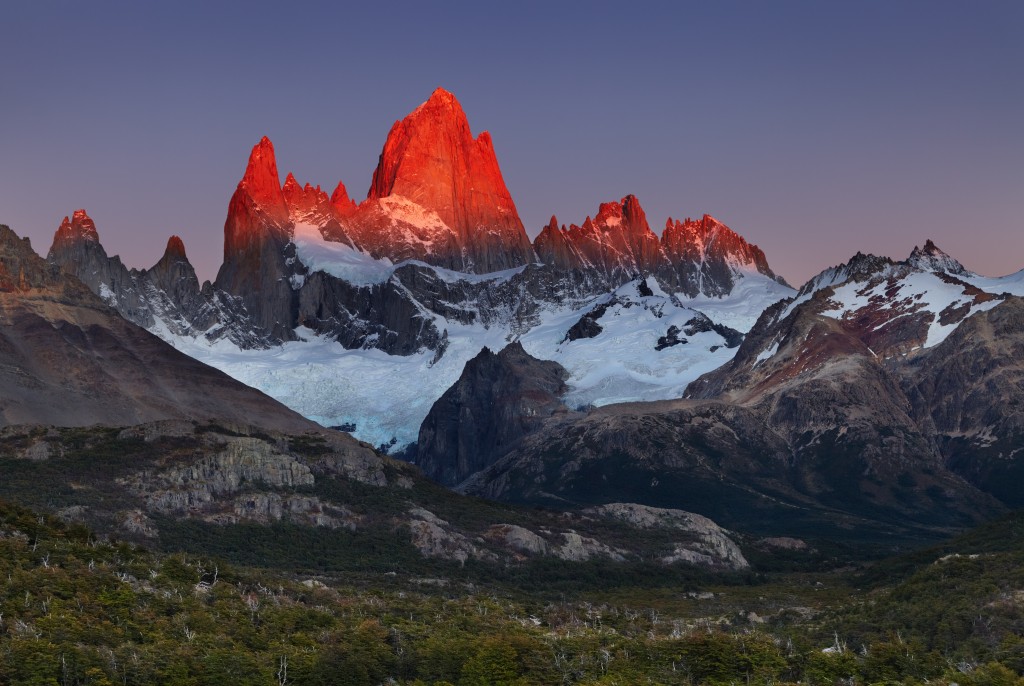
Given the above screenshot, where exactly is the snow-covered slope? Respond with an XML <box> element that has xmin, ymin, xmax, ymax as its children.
<box><xmin>291</xmin><ymin>222</ymin><xmax>394</xmax><ymax>286</ymax></box>
<box><xmin>966</xmin><ymin>268</ymin><xmax>1024</xmax><ymax>298</ymax></box>
<box><xmin>160</xmin><ymin>258</ymin><xmax>791</xmax><ymax>449</ymax></box>
<box><xmin>752</xmin><ymin>246</ymin><xmax>1024</xmax><ymax>374</ymax></box>
<box><xmin>821</xmin><ymin>270</ymin><xmax>1005</xmax><ymax>350</ymax></box>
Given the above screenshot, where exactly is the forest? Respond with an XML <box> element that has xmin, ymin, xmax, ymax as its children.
<box><xmin>2</xmin><ymin>501</ymin><xmax>1023</xmax><ymax>685</ymax></box>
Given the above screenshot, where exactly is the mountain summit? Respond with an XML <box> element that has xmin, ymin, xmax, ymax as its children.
<box><xmin>907</xmin><ymin>239</ymin><xmax>970</xmax><ymax>276</ymax></box>
<box><xmin>357</xmin><ymin>87</ymin><xmax>535</xmax><ymax>271</ymax></box>
<box><xmin>223</xmin><ymin>136</ymin><xmax>290</xmax><ymax>261</ymax></box>
<box><xmin>534</xmin><ymin>195</ymin><xmax>784</xmax><ymax>297</ymax></box>
<box><xmin>50</xmin><ymin>209</ymin><xmax>99</xmax><ymax>251</ymax></box>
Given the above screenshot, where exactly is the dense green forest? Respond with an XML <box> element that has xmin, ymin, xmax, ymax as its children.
<box><xmin>1</xmin><ymin>501</ymin><xmax>1023</xmax><ymax>685</ymax></box>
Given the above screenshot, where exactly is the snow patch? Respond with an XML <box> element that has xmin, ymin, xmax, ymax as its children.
<box><xmin>291</xmin><ymin>222</ymin><xmax>394</xmax><ymax>285</ymax></box>
<box><xmin>378</xmin><ymin>195</ymin><xmax>451</xmax><ymax>237</ymax></box>
<box><xmin>97</xmin><ymin>283</ymin><xmax>115</xmax><ymax>303</ymax></box>
<box><xmin>754</xmin><ymin>340</ymin><xmax>780</xmax><ymax>366</ymax></box>
<box><xmin>821</xmin><ymin>270</ymin><xmax>1004</xmax><ymax>349</ymax></box>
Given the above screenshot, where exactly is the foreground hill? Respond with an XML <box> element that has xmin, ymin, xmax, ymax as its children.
<box><xmin>0</xmin><ymin>224</ymin><xmax>313</xmax><ymax>433</ymax></box>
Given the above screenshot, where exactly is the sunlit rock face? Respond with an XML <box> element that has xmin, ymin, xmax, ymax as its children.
<box><xmin>360</xmin><ymin>87</ymin><xmax>535</xmax><ymax>272</ymax></box>
<box><xmin>658</xmin><ymin>214</ymin><xmax>782</xmax><ymax>297</ymax></box>
<box><xmin>534</xmin><ymin>196</ymin><xmax>785</xmax><ymax>297</ymax></box>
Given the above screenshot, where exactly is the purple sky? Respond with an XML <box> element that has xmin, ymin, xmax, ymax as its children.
<box><xmin>1</xmin><ymin>1</ymin><xmax>1021</xmax><ymax>286</ymax></box>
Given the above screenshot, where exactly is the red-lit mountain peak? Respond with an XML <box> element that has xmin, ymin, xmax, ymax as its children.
<box><xmin>282</xmin><ymin>171</ymin><xmax>301</xmax><ymax>195</ymax></box>
<box><xmin>557</xmin><ymin>195</ymin><xmax>665</xmax><ymax>276</ymax></box>
<box><xmin>223</xmin><ymin>136</ymin><xmax>291</xmax><ymax>262</ymax></box>
<box><xmin>51</xmin><ymin>209</ymin><xmax>100</xmax><ymax>250</ymax></box>
<box><xmin>330</xmin><ymin>181</ymin><xmax>356</xmax><ymax>215</ymax></box>
<box><xmin>163</xmin><ymin>235</ymin><xmax>187</xmax><ymax>260</ymax></box>
<box><xmin>369</xmin><ymin>87</ymin><xmax>478</xmax><ymax>205</ymax></box>
<box><xmin>660</xmin><ymin>213</ymin><xmax>779</xmax><ymax>289</ymax></box>
<box><xmin>534</xmin><ymin>215</ymin><xmax>587</xmax><ymax>271</ymax></box>
<box><xmin>594</xmin><ymin>195</ymin><xmax>654</xmax><ymax>236</ymax></box>
<box><xmin>282</xmin><ymin>172</ymin><xmax>327</xmax><ymax>215</ymax></box>
<box><xmin>281</xmin><ymin>171</ymin><xmax>351</xmax><ymax>243</ymax></box>
<box><xmin>239</xmin><ymin>136</ymin><xmax>287</xmax><ymax>218</ymax></box>
<box><xmin>361</xmin><ymin>88</ymin><xmax>534</xmax><ymax>272</ymax></box>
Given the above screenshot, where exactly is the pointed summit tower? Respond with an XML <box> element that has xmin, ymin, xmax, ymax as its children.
<box><xmin>223</xmin><ymin>136</ymin><xmax>290</xmax><ymax>263</ymax></box>
<box><xmin>147</xmin><ymin>235</ymin><xmax>201</xmax><ymax>307</ymax></box>
<box><xmin>215</xmin><ymin>136</ymin><xmax>299</xmax><ymax>343</ymax></box>
<box><xmin>907</xmin><ymin>239</ymin><xmax>971</xmax><ymax>276</ymax></box>
<box><xmin>49</xmin><ymin>209</ymin><xmax>100</xmax><ymax>253</ymax></box>
<box><xmin>47</xmin><ymin>209</ymin><xmax>122</xmax><ymax>299</ymax></box>
<box><xmin>363</xmin><ymin>88</ymin><xmax>535</xmax><ymax>272</ymax></box>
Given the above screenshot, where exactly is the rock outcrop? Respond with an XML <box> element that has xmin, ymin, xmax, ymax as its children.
<box><xmin>585</xmin><ymin>503</ymin><xmax>749</xmax><ymax>570</ymax></box>
<box><xmin>406</xmin><ymin>508</ymin><xmax>488</xmax><ymax>564</ymax></box>
<box><xmin>122</xmin><ymin>436</ymin><xmax>359</xmax><ymax>527</ymax></box>
<box><xmin>416</xmin><ymin>342</ymin><xmax>571</xmax><ymax>485</ymax></box>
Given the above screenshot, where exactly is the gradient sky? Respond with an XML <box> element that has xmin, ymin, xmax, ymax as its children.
<box><xmin>1</xmin><ymin>1</ymin><xmax>1021</xmax><ymax>286</ymax></box>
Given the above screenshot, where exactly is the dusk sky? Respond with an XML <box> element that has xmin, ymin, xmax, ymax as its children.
<box><xmin>2</xmin><ymin>1</ymin><xmax>1021</xmax><ymax>286</ymax></box>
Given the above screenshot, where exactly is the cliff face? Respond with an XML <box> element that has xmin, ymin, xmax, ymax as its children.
<box><xmin>214</xmin><ymin>136</ymin><xmax>301</xmax><ymax>342</ymax></box>
<box><xmin>899</xmin><ymin>296</ymin><xmax>1024</xmax><ymax>507</ymax></box>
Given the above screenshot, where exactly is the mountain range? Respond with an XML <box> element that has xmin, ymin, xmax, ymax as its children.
<box><xmin>47</xmin><ymin>88</ymin><xmax>791</xmax><ymax>448</ymax></box>
<box><xmin>31</xmin><ymin>87</ymin><xmax>1024</xmax><ymax>540</ymax></box>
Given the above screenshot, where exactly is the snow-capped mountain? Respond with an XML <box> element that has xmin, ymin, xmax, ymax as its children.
<box><xmin>38</xmin><ymin>87</ymin><xmax>1024</xmax><ymax>538</ymax></box>
<box><xmin>47</xmin><ymin>89</ymin><xmax>794</xmax><ymax>451</ymax></box>
<box><xmin>438</xmin><ymin>245</ymin><xmax>1024</xmax><ymax>535</ymax></box>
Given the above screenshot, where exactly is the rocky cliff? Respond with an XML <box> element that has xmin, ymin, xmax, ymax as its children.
<box><xmin>659</xmin><ymin>214</ymin><xmax>783</xmax><ymax>296</ymax></box>
<box><xmin>214</xmin><ymin>136</ymin><xmax>303</xmax><ymax>342</ymax></box>
<box><xmin>0</xmin><ymin>420</ymin><xmax>752</xmax><ymax>572</ymax></box>
<box><xmin>416</xmin><ymin>342</ymin><xmax>571</xmax><ymax>485</ymax></box>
